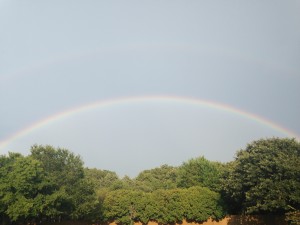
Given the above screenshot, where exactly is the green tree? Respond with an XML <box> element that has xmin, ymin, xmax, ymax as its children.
<box><xmin>30</xmin><ymin>145</ymin><xmax>84</xmax><ymax>188</ymax></box>
<box><xmin>150</xmin><ymin>189</ymin><xmax>185</xmax><ymax>224</ymax></box>
<box><xmin>134</xmin><ymin>192</ymin><xmax>154</xmax><ymax>224</ymax></box>
<box><xmin>84</xmin><ymin>168</ymin><xmax>120</xmax><ymax>189</ymax></box>
<box><xmin>222</xmin><ymin>137</ymin><xmax>300</xmax><ymax>214</ymax></box>
<box><xmin>177</xmin><ymin>156</ymin><xmax>224</xmax><ymax>192</ymax></box>
<box><xmin>0</xmin><ymin>154</ymin><xmax>69</xmax><ymax>224</ymax></box>
<box><xmin>30</xmin><ymin>145</ymin><xmax>100</xmax><ymax>221</ymax></box>
<box><xmin>103</xmin><ymin>189</ymin><xmax>145</xmax><ymax>225</ymax></box>
<box><xmin>135</xmin><ymin>165</ymin><xmax>178</xmax><ymax>192</ymax></box>
<box><xmin>182</xmin><ymin>186</ymin><xmax>225</xmax><ymax>222</ymax></box>
<box><xmin>69</xmin><ymin>178</ymin><xmax>101</xmax><ymax>221</ymax></box>
<box><xmin>0</xmin><ymin>153</ymin><xmax>23</xmax><ymax>224</ymax></box>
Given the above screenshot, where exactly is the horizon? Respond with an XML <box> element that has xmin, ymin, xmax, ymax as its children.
<box><xmin>1</xmin><ymin>1</ymin><xmax>299</xmax><ymax>177</ymax></box>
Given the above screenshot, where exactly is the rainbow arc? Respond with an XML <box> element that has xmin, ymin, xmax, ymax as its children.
<box><xmin>0</xmin><ymin>95</ymin><xmax>298</xmax><ymax>151</ymax></box>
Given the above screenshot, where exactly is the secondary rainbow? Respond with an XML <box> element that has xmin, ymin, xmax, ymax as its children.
<box><xmin>0</xmin><ymin>95</ymin><xmax>299</xmax><ymax>151</ymax></box>
<box><xmin>2</xmin><ymin>43</ymin><xmax>297</xmax><ymax>85</ymax></box>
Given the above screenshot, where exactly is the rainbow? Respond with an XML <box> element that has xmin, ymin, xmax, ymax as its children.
<box><xmin>0</xmin><ymin>95</ymin><xmax>299</xmax><ymax>151</ymax></box>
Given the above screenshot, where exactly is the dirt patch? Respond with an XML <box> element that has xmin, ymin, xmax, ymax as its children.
<box><xmin>137</xmin><ymin>216</ymin><xmax>287</xmax><ymax>225</ymax></box>
<box><xmin>41</xmin><ymin>215</ymin><xmax>287</xmax><ymax>225</ymax></box>
<box><xmin>177</xmin><ymin>218</ymin><xmax>230</xmax><ymax>225</ymax></box>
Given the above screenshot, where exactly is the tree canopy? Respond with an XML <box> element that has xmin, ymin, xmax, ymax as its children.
<box><xmin>0</xmin><ymin>137</ymin><xmax>299</xmax><ymax>224</ymax></box>
<box><xmin>177</xmin><ymin>156</ymin><xmax>224</xmax><ymax>192</ymax></box>
<box><xmin>0</xmin><ymin>146</ymin><xmax>101</xmax><ymax>225</ymax></box>
<box><xmin>103</xmin><ymin>187</ymin><xmax>225</xmax><ymax>225</ymax></box>
<box><xmin>221</xmin><ymin>138</ymin><xmax>300</xmax><ymax>214</ymax></box>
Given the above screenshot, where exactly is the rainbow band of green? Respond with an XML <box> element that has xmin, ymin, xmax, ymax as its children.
<box><xmin>0</xmin><ymin>95</ymin><xmax>298</xmax><ymax>151</ymax></box>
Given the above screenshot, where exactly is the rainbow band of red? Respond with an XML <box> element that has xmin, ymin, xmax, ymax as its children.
<box><xmin>0</xmin><ymin>95</ymin><xmax>299</xmax><ymax>151</ymax></box>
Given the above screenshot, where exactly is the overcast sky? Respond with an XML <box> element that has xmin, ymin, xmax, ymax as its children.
<box><xmin>1</xmin><ymin>1</ymin><xmax>299</xmax><ymax>177</ymax></box>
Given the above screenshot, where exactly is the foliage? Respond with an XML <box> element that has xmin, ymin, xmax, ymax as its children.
<box><xmin>182</xmin><ymin>186</ymin><xmax>226</xmax><ymax>222</ymax></box>
<box><xmin>286</xmin><ymin>209</ymin><xmax>300</xmax><ymax>225</ymax></box>
<box><xmin>150</xmin><ymin>189</ymin><xmax>185</xmax><ymax>224</ymax></box>
<box><xmin>2</xmin><ymin>137</ymin><xmax>298</xmax><ymax>224</ymax></box>
<box><xmin>0</xmin><ymin>154</ymin><xmax>69</xmax><ymax>224</ymax></box>
<box><xmin>222</xmin><ymin>138</ymin><xmax>300</xmax><ymax>214</ymax></box>
<box><xmin>0</xmin><ymin>145</ymin><xmax>101</xmax><ymax>224</ymax></box>
<box><xmin>103</xmin><ymin>189</ymin><xmax>145</xmax><ymax>225</ymax></box>
<box><xmin>134</xmin><ymin>164</ymin><xmax>178</xmax><ymax>192</ymax></box>
<box><xmin>103</xmin><ymin>187</ymin><xmax>226</xmax><ymax>225</ymax></box>
<box><xmin>84</xmin><ymin>168</ymin><xmax>120</xmax><ymax>189</ymax></box>
<box><xmin>31</xmin><ymin>145</ymin><xmax>102</xmax><ymax>221</ymax></box>
<box><xmin>177</xmin><ymin>156</ymin><xmax>224</xmax><ymax>192</ymax></box>
<box><xmin>30</xmin><ymin>145</ymin><xmax>85</xmax><ymax>188</ymax></box>
<box><xmin>68</xmin><ymin>178</ymin><xmax>101</xmax><ymax>221</ymax></box>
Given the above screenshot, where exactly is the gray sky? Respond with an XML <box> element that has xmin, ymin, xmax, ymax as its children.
<box><xmin>1</xmin><ymin>1</ymin><xmax>300</xmax><ymax>177</ymax></box>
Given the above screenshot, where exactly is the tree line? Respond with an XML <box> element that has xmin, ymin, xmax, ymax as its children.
<box><xmin>0</xmin><ymin>137</ymin><xmax>299</xmax><ymax>225</ymax></box>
